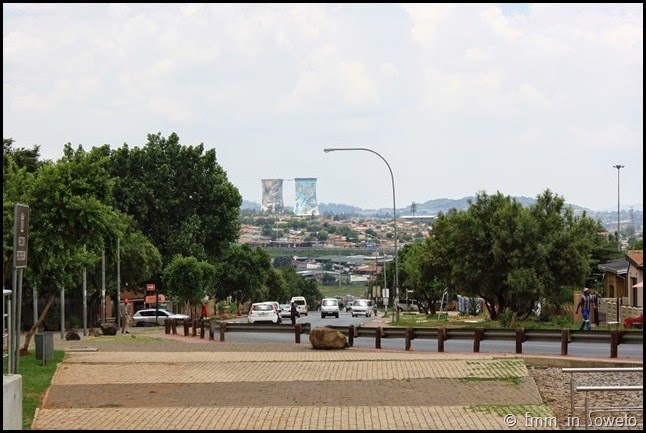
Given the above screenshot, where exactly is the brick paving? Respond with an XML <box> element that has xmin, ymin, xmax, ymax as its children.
<box><xmin>30</xmin><ymin>329</ymin><xmax>560</xmax><ymax>430</ymax></box>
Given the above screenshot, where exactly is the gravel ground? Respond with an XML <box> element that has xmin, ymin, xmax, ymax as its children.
<box><xmin>528</xmin><ymin>365</ymin><xmax>643</xmax><ymax>429</ymax></box>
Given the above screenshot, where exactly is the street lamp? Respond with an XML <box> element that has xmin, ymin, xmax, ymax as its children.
<box><xmin>613</xmin><ymin>164</ymin><xmax>624</xmax><ymax>252</ymax></box>
<box><xmin>362</xmin><ymin>232</ymin><xmax>388</xmax><ymax>316</ymax></box>
<box><xmin>323</xmin><ymin>147</ymin><xmax>400</xmax><ymax>321</ymax></box>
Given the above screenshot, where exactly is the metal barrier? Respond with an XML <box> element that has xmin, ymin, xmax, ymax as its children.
<box><xmin>563</xmin><ymin>367</ymin><xmax>643</xmax><ymax>430</ymax></box>
<box><xmin>205</xmin><ymin>321</ymin><xmax>312</xmax><ymax>344</ymax></box>
<box><xmin>173</xmin><ymin>321</ymin><xmax>643</xmax><ymax>357</ymax></box>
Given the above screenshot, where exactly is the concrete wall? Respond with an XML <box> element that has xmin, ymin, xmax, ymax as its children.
<box><xmin>3</xmin><ymin>374</ymin><xmax>23</xmax><ymax>430</ymax></box>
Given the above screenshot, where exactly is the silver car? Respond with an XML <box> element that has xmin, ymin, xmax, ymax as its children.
<box><xmin>351</xmin><ymin>299</ymin><xmax>373</xmax><ymax>317</ymax></box>
<box><xmin>131</xmin><ymin>308</ymin><xmax>190</xmax><ymax>327</ymax></box>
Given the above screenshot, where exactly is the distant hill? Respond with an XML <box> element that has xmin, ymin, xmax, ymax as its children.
<box><xmin>244</xmin><ymin>196</ymin><xmax>552</xmax><ymax>215</ymax></box>
<box><xmin>242</xmin><ymin>196</ymin><xmax>624</xmax><ymax>216</ymax></box>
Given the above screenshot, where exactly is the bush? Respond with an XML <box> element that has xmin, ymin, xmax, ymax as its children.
<box><xmin>499</xmin><ymin>308</ymin><xmax>517</xmax><ymax>328</ymax></box>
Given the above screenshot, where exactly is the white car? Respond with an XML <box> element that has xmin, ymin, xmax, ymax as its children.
<box><xmin>320</xmin><ymin>298</ymin><xmax>340</xmax><ymax>319</ymax></box>
<box><xmin>131</xmin><ymin>308</ymin><xmax>190</xmax><ymax>327</ymax></box>
<box><xmin>248</xmin><ymin>302</ymin><xmax>280</xmax><ymax>324</ymax></box>
<box><xmin>279</xmin><ymin>303</ymin><xmax>292</xmax><ymax>319</ymax></box>
<box><xmin>351</xmin><ymin>299</ymin><xmax>373</xmax><ymax>317</ymax></box>
<box><xmin>261</xmin><ymin>301</ymin><xmax>282</xmax><ymax>323</ymax></box>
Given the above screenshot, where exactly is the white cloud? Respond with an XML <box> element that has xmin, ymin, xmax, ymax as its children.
<box><xmin>3</xmin><ymin>3</ymin><xmax>642</xmax><ymax>211</ymax></box>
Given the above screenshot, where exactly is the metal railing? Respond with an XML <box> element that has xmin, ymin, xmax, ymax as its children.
<box><xmin>563</xmin><ymin>367</ymin><xmax>643</xmax><ymax>430</ymax></box>
<box><xmin>3</xmin><ymin>289</ymin><xmax>12</xmax><ymax>374</ymax></box>
<box><xmin>166</xmin><ymin>321</ymin><xmax>645</xmax><ymax>358</ymax></box>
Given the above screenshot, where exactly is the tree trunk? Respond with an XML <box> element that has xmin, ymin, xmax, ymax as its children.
<box><xmin>20</xmin><ymin>291</ymin><xmax>57</xmax><ymax>356</ymax></box>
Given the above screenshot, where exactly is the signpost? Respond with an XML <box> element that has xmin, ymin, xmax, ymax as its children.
<box><xmin>12</xmin><ymin>203</ymin><xmax>29</xmax><ymax>374</ymax></box>
<box><xmin>13</xmin><ymin>204</ymin><xmax>29</xmax><ymax>269</ymax></box>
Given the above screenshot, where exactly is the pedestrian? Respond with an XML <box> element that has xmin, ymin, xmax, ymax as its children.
<box><xmin>200</xmin><ymin>303</ymin><xmax>208</xmax><ymax>320</ymax></box>
<box><xmin>575</xmin><ymin>288</ymin><xmax>596</xmax><ymax>331</ymax></box>
<box><xmin>120</xmin><ymin>298</ymin><xmax>131</xmax><ymax>334</ymax></box>
<box><xmin>290</xmin><ymin>301</ymin><xmax>299</xmax><ymax>325</ymax></box>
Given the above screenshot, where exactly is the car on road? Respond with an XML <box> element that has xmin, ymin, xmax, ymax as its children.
<box><xmin>248</xmin><ymin>302</ymin><xmax>280</xmax><ymax>324</ymax></box>
<box><xmin>261</xmin><ymin>301</ymin><xmax>282</xmax><ymax>323</ymax></box>
<box><xmin>279</xmin><ymin>303</ymin><xmax>292</xmax><ymax>319</ymax></box>
<box><xmin>351</xmin><ymin>299</ymin><xmax>373</xmax><ymax>317</ymax></box>
<box><xmin>131</xmin><ymin>308</ymin><xmax>190</xmax><ymax>327</ymax></box>
<box><xmin>290</xmin><ymin>296</ymin><xmax>308</xmax><ymax>316</ymax></box>
<box><xmin>320</xmin><ymin>298</ymin><xmax>340</xmax><ymax>319</ymax></box>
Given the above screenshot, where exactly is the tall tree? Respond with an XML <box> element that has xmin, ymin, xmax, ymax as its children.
<box><xmin>163</xmin><ymin>255</ymin><xmax>215</xmax><ymax>314</ymax></box>
<box><xmin>4</xmin><ymin>144</ymin><xmax>135</xmax><ymax>353</ymax></box>
<box><xmin>214</xmin><ymin>245</ymin><xmax>272</xmax><ymax>314</ymax></box>
<box><xmin>108</xmin><ymin>132</ymin><xmax>242</xmax><ymax>265</ymax></box>
<box><xmin>429</xmin><ymin>190</ymin><xmax>600</xmax><ymax>320</ymax></box>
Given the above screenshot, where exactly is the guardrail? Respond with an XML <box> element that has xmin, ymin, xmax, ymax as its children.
<box><xmin>167</xmin><ymin>319</ymin><xmax>643</xmax><ymax>358</ymax></box>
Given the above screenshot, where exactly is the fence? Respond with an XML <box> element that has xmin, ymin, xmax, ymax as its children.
<box><xmin>598</xmin><ymin>298</ymin><xmax>642</xmax><ymax>324</ymax></box>
<box><xmin>167</xmin><ymin>319</ymin><xmax>643</xmax><ymax>359</ymax></box>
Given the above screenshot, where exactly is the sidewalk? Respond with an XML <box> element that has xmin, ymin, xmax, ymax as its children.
<box><xmin>30</xmin><ymin>328</ymin><xmax>560</xmax><ymax>430</ymax></box>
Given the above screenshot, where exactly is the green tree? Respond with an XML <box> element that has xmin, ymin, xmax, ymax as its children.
<box><xmin>429</xmin><ymin>190</ymin><xmax>600</xmax><ymax>320</ymax></box>
<box><xmin>272</xmin><ymin>256</ymin><xmax>293</xmax><ymax>269</ymax></box>
<box><xmin>163</xmin><ymin>255</ymin><xmax>215</xmax><ymax>314</ymax></box>
<box><xmin>3</xmin><ymin>144</ymin><xmax>135</xmax><ymax>353</ymax></box>
<box><xmin>108</xmin><ymin>132</ymin><xmax>242</xmax><ymax>265</ymax></box>
<box><xmin>214</xmin><ymin>245</ymin><xmax>272</xmax><ymax>314</ymax></box>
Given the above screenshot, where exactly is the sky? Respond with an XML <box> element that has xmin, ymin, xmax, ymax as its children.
<box><xmin>3</xmin><ymin>3</ymin><xmax>643</xmax><ymax>212</ymax></box>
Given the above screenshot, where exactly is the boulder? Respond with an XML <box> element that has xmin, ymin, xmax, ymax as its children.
<box><xmin>100</xmin><ymin>323</ymin><xmax>118</xmax><ymax>336</ymax></box>
<box><xmin>309</xmin><ymin>326</ymin><xmax>348</xmax><ymax>350</ymax></box>
<box><xmin>88</xmin><ymin>327</ymin><xmax>102</xmax><ymax>337</ymax></box>
<box><xmin>65</xmin><ymin>329</ymin><xmax>81</xmax><ymax>341</ymax></box>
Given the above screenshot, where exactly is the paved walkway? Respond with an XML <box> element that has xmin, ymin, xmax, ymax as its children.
<box><xmin>31</xmin><ymin>329</ymin><xmax>561</xmax><ymax>430</ymax></box>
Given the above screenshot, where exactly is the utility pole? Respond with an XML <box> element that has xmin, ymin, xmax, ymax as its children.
<box><xmin>612</xmin><ymin>164</ymin><xmax>624</xmax><ymax>252</ymax></box>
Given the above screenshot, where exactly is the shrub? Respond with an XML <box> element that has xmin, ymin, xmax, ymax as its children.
<box><xmin>499</xmin><ymin>308</ymin><xmax>517</xmax><ymax>328</ymax></box>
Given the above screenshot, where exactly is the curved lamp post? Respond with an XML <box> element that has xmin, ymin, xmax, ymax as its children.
<box><xmin>323</xmin><ymin>147</ymin><xmax>400</xmax><ymax>321</ymax></box>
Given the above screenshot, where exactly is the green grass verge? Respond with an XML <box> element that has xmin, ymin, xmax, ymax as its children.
<box><xmin>4</xmin><ymin>350</ymin><xmax>65</xmax><ymax>430</ymax></box>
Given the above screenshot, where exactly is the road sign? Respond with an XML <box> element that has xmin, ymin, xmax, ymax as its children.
<box><xmin>146</xmin><ymin>283</ymin><xmax>156</xmax><ymax>292</ymax></box>
<box><xmin>13</xmin><ymin>203</ymin><xmax>29</xmax><ymax>269</ymax></box>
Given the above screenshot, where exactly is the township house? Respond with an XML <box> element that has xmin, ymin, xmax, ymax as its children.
<box><xmin>598</xmin><ymin>250</ymin><xmax>643</xmax><ymax>322</ymax></box>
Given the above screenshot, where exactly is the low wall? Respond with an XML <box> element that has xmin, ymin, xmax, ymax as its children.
<box><xmin>3</xmin><ymin>374</ymin><xmax>22</xmax><ymax>430</ymax></box>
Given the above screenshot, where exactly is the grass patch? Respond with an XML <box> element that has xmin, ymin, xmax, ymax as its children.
<box><xmin>6</xmin><ymin>350</ymin><xmax>66</xmax><ymax>430</ymax></box>
<box><xmin>319</xmin><ymin>285</ymin><xmax>369</xmax><ymax>299</ymax></box>
<box><xmin>389</xmin><ymin>311</ymin><xmax>580</xmax><ymax>330</ymax></box>
<box><xmin>459</xmin><ymin>375</ymin><xmax>523</xmax><ymax>386</ymax></box>
<box><xmin>468</xmin><ymin>404</ymin><xmax>554</xmax><ymax>417</ymax></box>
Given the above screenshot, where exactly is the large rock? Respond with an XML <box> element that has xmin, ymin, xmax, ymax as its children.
<box><xmin>88</xmin><ymin>327</ymin><xmax>102</xmax><ymax>337</ymax></box>
<box><xmin>100</xmin><ymin>323</ymin><xmax>118</xmax><ymax>336</ymax></box>
<box><xmin>309</xmin><ymin>326</ymin><xmax>348</xmax><ymax>350</ymax></box>
<box><xmin>65</xmin><ymin>329</ymin><xmax>81</xmax><ymax>340</ymax></box>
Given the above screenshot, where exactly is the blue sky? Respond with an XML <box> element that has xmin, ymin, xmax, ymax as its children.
<box><xmin>3</xmin><ymin>3</ymin><xmax>643</xmax><ymax>211</ymax></box>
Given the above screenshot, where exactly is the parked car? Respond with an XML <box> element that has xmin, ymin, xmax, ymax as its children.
<box><xmin>351</xmin><ymin>299</ymin><xmax>373</xmax><ymax>317</ymax></box>
<box><xmin>131</xmin><ymin>308</ymin><xmax>190</xmax><ymax>327</ymax></box>
<box><xmin>624</xmin><ymin>313</ymin><xmax>643</xmax><ymax>329</ymax></box>
<box><xmin>320</xmin><ymin>298</ymin><xmax>340</xmax><ymax>319</ymax></box>
<box><xmin>345</xmin><ymin>301</ymin><xmax>354</xmax><ymax>312</ymax></box>
<box><xmin>279</xmin><ymin>303</ymin><xmax>292</xmax><ymax>319</ymax></box>
<box><xmin>248</xmin><ymin>302</ymin><xmax>280</xmax><ymax>324</ymax></box>
<box><xmin>397</xmin><ymin>299</ymin><xmax>421</xmax><ymax>313</ymax></box>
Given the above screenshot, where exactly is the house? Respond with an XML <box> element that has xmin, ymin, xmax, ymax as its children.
<box><xmin>599</xmin><ymin>258</ymin><xmax>628</xmax><ymax>299</ymax></box>
<box><xmin>625</xmin><ymin>250</ymin><xmax>643</xmax><ymax>308</ymax></box>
